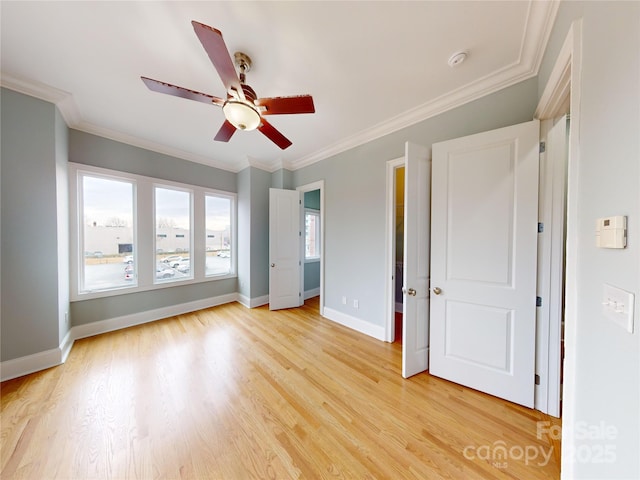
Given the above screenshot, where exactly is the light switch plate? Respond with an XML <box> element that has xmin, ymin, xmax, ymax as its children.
<box><xmin>603</xmin><ymin>284</ymin><xmax>634</xmax><ymax>333</ymax></box>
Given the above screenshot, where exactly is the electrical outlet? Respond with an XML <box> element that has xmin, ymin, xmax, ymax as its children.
<box><xmin>353</xmin><ymin>299</ymin><xmax>359</xmax><ymax>309</ymax></box>
<box><xmin>342</xmin><ymin>296</ymin><xmax>347</xmax><ymax>305</ymax></box>
<box><xmin>65</xmin><ymin>311</ymin><xmax>69</xmax><ymax>325</ymax></box>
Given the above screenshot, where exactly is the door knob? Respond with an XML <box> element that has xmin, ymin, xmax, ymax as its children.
<box><xmin>403</xmin><ymin>287</ymin><xmax>417</xmax><ymax>296</ymax></box>
<box><xmin>271</xmin><ymin>263</ymin><xmax>275</xmax><ymax>267</ymax></box>
<box><xmin>432</xmin><ymin>287</ymin><xmax>442</xmax><ymax>295</ymax></box>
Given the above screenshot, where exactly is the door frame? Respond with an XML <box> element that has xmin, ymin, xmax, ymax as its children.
<box><xmin>385</xmin><ymin>157</ymin><xmax>405</xmax><ymax>342</ymax></box>
<box><xmin>297</xmin><ymin>180</ymin><xmax>325</xmax><ymax>315</ymax></box>
<box><xmin>534</xmin><ymin>19</ymin><xmax>582</xmax><ymax>424</ymax></box>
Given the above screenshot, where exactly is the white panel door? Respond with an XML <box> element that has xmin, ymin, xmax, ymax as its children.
<box><xmin>269</xmin><ymin>188</ymin><xmax>301</xmax><ymax>311</ymax></box>
<box><xmin>430</xmin><ymin>120</ymin><xmax>539</xmax><ymax>407</ymax></box>
<box><xmin>402</xmin><ymin>142</ymin><xmax>431</xmax><ymax>378</ymax></box>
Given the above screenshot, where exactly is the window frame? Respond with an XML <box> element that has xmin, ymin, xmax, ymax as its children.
<box><xmin>204</xmin><ymin>191</ymin><xmax>236</xmax><ymax>278</ymax></box>
<box><xmin>153</xmin><ymin>183</ymin><xmax>194</xmax><ymax>285</ymax></box>
<box><xmin>304</xmin><ymin>208</ymin><xmax>321</xmax><ymax>262</ymax></box>
<box><xmin>70</xmin><ymin>163</ymin><xmax>237</xmax><ymax>301</ymax></box>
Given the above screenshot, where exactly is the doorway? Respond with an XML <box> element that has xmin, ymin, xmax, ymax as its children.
<box><xmin>394</xmin><ymin>166</ymin><xmax>405</xmax><ymax>343</ymax></box>
<box><xmin>297</xmin><ymin>181</ymin><xmax>325</xmax><ymax>314</ymax></box>
<box><xmin>385</xmin><ymin>157</ymin><xmax>405</xmax><ymax>343</ymax></box>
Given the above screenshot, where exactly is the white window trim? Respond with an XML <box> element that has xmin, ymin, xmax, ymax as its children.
<box><xmin>153</xmin><ymin>184</ymin><xmax>194</xmax><ymax>285</ymax></box>
<box><xmin>204</xmin><ymin>191</ymin><xmax>237</xmax><ymax>278</ymax></box>
<box><xmin>304</xmin><ymin>208</ymin><xmax>321</xmax><ymax>262</ymax></box>
<box><xmin>69</xmin><ymin>163</ymin><xmax>237</xmax><ymax>301</ymax></box>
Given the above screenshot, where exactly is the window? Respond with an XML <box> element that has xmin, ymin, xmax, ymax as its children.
<box><xmin>155</xmin><ymin>186</ymin><xmax>192</xmax><ymax>282</ymax></box>
<box><xmin>79</xmin><ymin>173</ymin><xmax>136</xmax><ymax>292</ymax></box>
<box><xmin>70</xmin><ymin>163</ymin><xmax>236</xmax><ymax>300</ymax></box>
<box><xmin>205</xmin><ymin>194</ymin><xmax>233</xmax><ymax>276</ymax></box>
<box><xmin>305</xmin><ymin>209</ymin><xmax>321</xmax><ymax>261</ymax></box>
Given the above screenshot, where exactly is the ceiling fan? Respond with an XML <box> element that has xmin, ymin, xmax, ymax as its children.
<box><xmin>141</xmin><ymin>21</ymin><xmax>315</xmax><ymax>150</ymax></box>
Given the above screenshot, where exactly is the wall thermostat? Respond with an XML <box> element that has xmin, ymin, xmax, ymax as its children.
<box><xmin>595</xmin><ymin>215</ymin><xmax>627</xmax><ymax>248</ymax></box>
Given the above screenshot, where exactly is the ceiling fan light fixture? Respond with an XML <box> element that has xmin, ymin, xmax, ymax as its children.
<box><xmin>223</xmin><ymin>100</ymin><xmax>261</xmax><ymax>131</ymax></box>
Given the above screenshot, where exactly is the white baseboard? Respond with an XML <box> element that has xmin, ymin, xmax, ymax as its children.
<box><xmin>323</xmin><ymin>307</ymin><xmax>386</xmax><ymax>341</ymax></box>
<box><xmin>304</xmin><ymin>288</ymin><xmax>320</xmax><ymax>300</ymax></box>
<box><xmin>0</xmin><ymin>347</ymin><xmax>63</xmax><ymax>382</ymax></box>
<box><xmin>0</xmin><ymin>292</ymin><xmax>238</xmax><ymax>382</ymax></box>
<box><xmin>238</xmin><ymin>294</ymin><xmax>269</xmax><ymax>308</ymax></box>
<box><xmin>71</xmin><ymin>293</ymin><xmax>238</xmax><ymax>341</ymax></box>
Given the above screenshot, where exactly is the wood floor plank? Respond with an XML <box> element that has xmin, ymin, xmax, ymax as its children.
<box><xmin>1</xmin><ymin>298</ymin><xmax>561</xmax><ymax>479</ymax></box>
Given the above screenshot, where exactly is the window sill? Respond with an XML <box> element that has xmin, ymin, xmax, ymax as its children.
<box><xmin>71</xmin><ymin>273</ymin><xmax>237</xmax><ymax>302</ymax></box>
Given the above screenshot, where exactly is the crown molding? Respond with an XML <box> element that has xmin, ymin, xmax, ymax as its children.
<box><xmin>289</xmin><ymin>0</ymin><xmax>559</xmax><ymax>170</ymax></box>
<box><xmin>1</xmin><ymin>1</ymin><xmax>559</xmax><ymax>175</ymax></box>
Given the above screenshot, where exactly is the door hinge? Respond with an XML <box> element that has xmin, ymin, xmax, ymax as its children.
<box><xmin>539</xmin><ymin>141</ymin><xmax>546</xmax><ymax>153</ymax></box>
<box><xmin>299</xmin><ymin>261</ymin><xmax>301</xmax><ymax>266</ymax></box>
<box><xmin>536</xmin><ymin>296</ymin><xmax>543</xmax><ymax>307</ymax></box>
<box><xmin>538</xmin><ymin>222</ymin><xmax>544</xmax><ymax>233</ymax></box>
<box><xmin>535</xmin><ymin>374</ymin><xmax>541</xmax><ymax>385</ymax></box>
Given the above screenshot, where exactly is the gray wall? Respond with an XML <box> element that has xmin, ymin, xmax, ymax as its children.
<box><xmin>237</xmin><ymin>168</ymin><xmax>251</xmax><ymax>298</ymax></box>
<box><xmin>271</xmin><ymin>168</ymin><xmax>293</xmax><ymax>190</ymax></box>
<box><xmin>539</xmin><ymin>2</ymin><xmax>639</xmax><ymax>478</ymax></box>
<box><xmin>250</xmin><ymin>168</ymin><xmax>272</xmax><ymax>299</ymax></box>
<box><xmin>292</xmin><ymin>77</ymin><xmax>539</xmax><ymax>328</ymax></box>
<box><xmin>304</xmin><ymin>261</ymin><xmax>320</xmax><ymax>293</ymax></box>
<box><xmin>237</xmin><ymin>166</ymin><xmax>271</xmax><ymax>301</ymax></box>
<box><xmin>1</xmin><ymin>88</ymin><xmax>68</xmax><ymax>361</ymax></box>
<box><xmin>68</xmin><ymin>130</ymin><xmax>239</xmax><ymax>326</ymax></box>
<box><xmin>69</xmin><ymin>130</ymin><xmax>236</xmax><ymax>191</ymax></box>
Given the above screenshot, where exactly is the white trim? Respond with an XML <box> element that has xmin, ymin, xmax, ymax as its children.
<box><xmin>534</xmin><ymin>19</ymin><xmax>582</xmax><ymax>426</ymax></box>
<box><xmin>323</xmin><ymin>307</ymin><xmax>386</xmax><ymax>342</ymax></box>
<box><xmin>0</xmin><ymin>347</ymin><xmax>63</xmax><ymax>383</ymax></box>
<box><xmin>0</xmin><ymin>293</ymin><xmax>237</xmax><ymax>382</ymax></box>
<box><xmin>385</xmin><ymin>157</ymin><xmax>405</xmax><ymax>342</ymax></box>
<box><xmin>60</xmin><ymin>330</ymin><xmax>74</xmax><ymax>363</ymax></box>
<box><xmin>69</xmin><ymin>162</ymin><xmax>237</xmax><ymax>302</ymax></box>
<box><xmin>534</xmin><ymin>116</ymin><xmax>568</xmax><ymax>417</ymax></box>
<box><xmin>535</xmin><ymin>25</ymin><xmax>573</xmax><ymax>120</ymax></box>
<box><xmin>534</xmin><ymin>18</ymin><xmax>582</xmax><ymax>480</ymax></box>
<box><xmin>238</xmin><ymin>294</ymin><xmax>270</xmax><ymax>309</ymax></box>
<box><xmin>560</xmin><ymin>20</ymin><xmax>582</xmax><ymax>480</ymax></box>
<box><xmin>304</xmin><ymin>288</ymin><xmax>320</xmax><ymax>300</ymax></box>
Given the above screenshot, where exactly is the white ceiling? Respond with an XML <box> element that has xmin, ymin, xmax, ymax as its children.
<box><xmin>1</xmin><ymin>1</ymin><xmax>558</xmax><ymax>173</ymax></box>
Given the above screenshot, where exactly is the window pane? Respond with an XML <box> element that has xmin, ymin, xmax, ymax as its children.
<box><xmin>305</xmin><ymin>211</ymin><xmax>320</xmax><ymax>259</ymax></box>
<box><xmin>82</xmin><ymin>175</ymin><xmax>135</xmax><ymax>291</ymax></box>
<box><xmin>155</xmin><ymin>187</ymin><xmax>192</xmax><ymax>282</ymax></box>
<box><xmin>205</xmin><ymin>195</ymin><xmax>232</xmax><ymax>276</ymax></box>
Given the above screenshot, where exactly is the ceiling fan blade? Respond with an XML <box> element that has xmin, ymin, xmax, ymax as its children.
<box><xmin>191</xmin><ymin>21</ymin><xmax>244</xmax><ymax>100</ymax></box>
<box><xmin>214</xmin><ymin>120</ymin><xmax>237</xmax><ymax>142</ymax></box>
<box><xmin>258</xmin><ymin>118</ymin><xmax>292</xmax><ymax>150</ymax></box>
<box><xmin>141</xmin><ymin>77</ymin><xmax>224</xmax><ymax>106</ymax></box>
<box><xmin>255</xmin><ymin>95</ymin><xmax>315</xmax><ymax>115</ymax></box>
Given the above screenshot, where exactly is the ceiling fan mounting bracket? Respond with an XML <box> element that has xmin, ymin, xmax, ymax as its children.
<box><xmin>234</xmin><ymin>52</ymin><xmax>252</xmax><ymax>74</ymax></box>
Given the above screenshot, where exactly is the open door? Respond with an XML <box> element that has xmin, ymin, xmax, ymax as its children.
<box><xmin>402</xmin><ymin>142</ymin><xmax>431</xmax><ymax>378</ymax></box>
<box><xmin>269</xmin><ymin>188</ymin><xmax>302</xmax><ymax>311</ymax></box>
<box><xmin>429</xmin><ymin>120</ymin><xmax>539</xmax><ymax>407</ymax></box>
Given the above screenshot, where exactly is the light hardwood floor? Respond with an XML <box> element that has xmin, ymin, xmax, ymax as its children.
<box><xmin>1</xmin><ymin>298</ymin><xmax>561</xmax><ymax>479</ymax></box>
